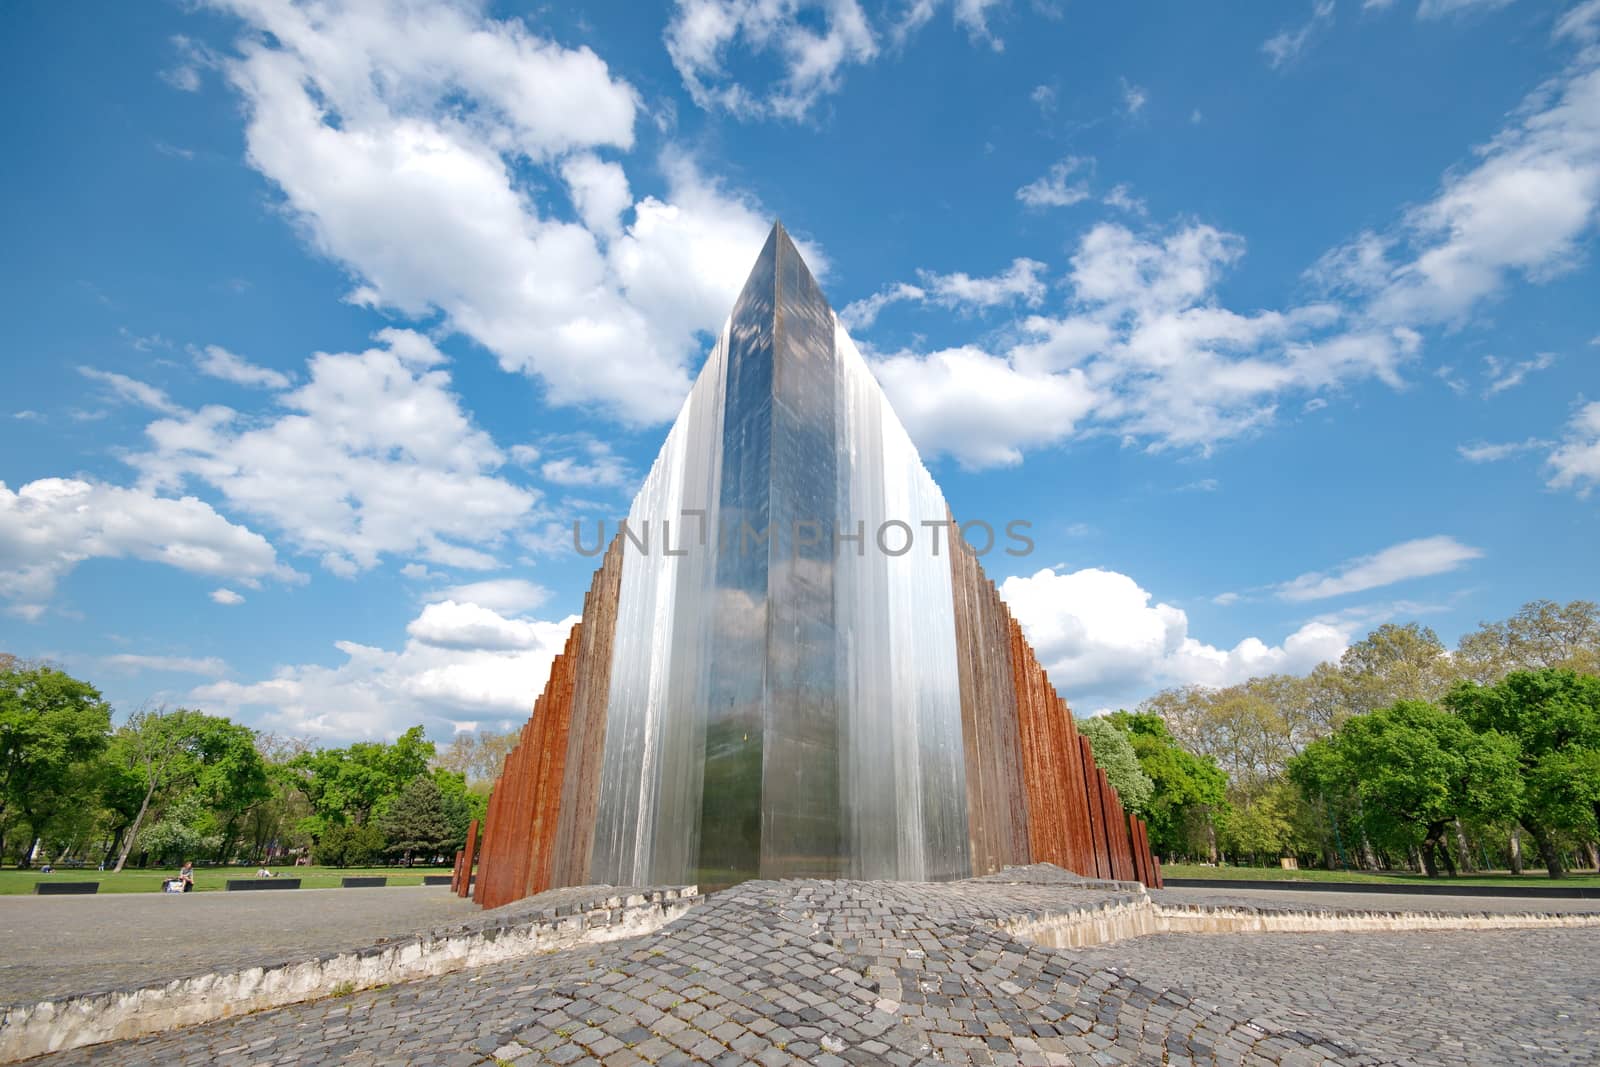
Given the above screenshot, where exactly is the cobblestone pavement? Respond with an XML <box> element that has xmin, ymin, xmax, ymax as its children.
<box><xmin>0</xmin><ymin>886</ymin><xmax>477</xmax><ymax>1004</ymax></box>
<box><xmin>23</xmin><ymin>868</ymin><xmax>1600</xmax><ymax>1066</ymax></box>
<box><xmin>1153</xmin><ymin>885</ymin><xmax>1600</xmax><ymax>915</ymax></box>
<box><xmin>1072</xmin><ymin>926</ymin><xmax>1600</xmax><ymax>1067</ymax></box>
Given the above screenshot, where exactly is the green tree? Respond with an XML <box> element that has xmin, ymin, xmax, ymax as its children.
<box><xmin>1299</xmin><ymin>700</ymin><xmax>1520</xmax><ymax>876</ymax></box>
<box><xmin>1078</xmin><ymin>716</ymin><xmax>1155</xmax><ymax>815</ymax></box>
<box><xmin>316</xmin><ymin>821</ymin><xmax>386</xmax><ymax>867</ymax></box>
<box><xmin>1447</xmin><ymin>669</ymin><xmax>1600</xmax><ymax>877</ymax></box>
<box><xmin>1108</xmin><ymin>712</ymin><xmax>1228</xmax><ymax>861</ymax></box>
<box><xmin>1217</xmin><ymin>783</ymin><xmax>1294</xmax><ymax>865</ymax></box>
<box><xmin>378</xmin><ymin>774</ymin><xmax>453</xmax><ymax>864</ymax></box>
<box><xmin>434</xmin><ymin>768</ymin><xmax>486</xmax><ymax>850</ymax></box>
<box><xmin>110</xmin><ymin>708</ymin><xmax>239</xmax><ymax>872</ymax></box>
<box><xmin>290</xmin><ymin>725</ymin><xmax>435</xmax><ymax>829</ymax></box>
<box><xmin>1456</xmin><ymin>600</ymin><xmax>1600</xmax><ymax>684</ymax></box>
<box><xmin>0</xmin><ymin>664</ymin><xmax>111</xmax><ymax>865</ymax></box>
<box><xmin>191</xmin><ymin>718</ymin><xmax>270</xmax><ymax>863</ymax></box>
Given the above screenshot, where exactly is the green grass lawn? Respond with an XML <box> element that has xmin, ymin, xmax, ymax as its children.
<box><xmin>0</xmin><ymin>864</ymin><xmax>455</xmax><ymax>895</ymax></box>
<box><xmin>1161</xmin><ymin>863</ymin><xmax>1600</xmax><ymax>887</ymax></box>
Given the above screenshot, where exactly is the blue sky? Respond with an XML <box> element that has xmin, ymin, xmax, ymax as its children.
<box><xmin>2</xmin><ymin>0</ymin><xmax>1597</xmax><ymax>741</ymax></box>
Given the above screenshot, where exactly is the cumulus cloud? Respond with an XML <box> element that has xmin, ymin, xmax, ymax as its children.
<box><xmin>1547</xmin><ymin>399</ymin><xmax>1600</xmax><ymax>494</ymax></box>
<box><xmin>211</xmin><ymin>588</ymin><xmax>246</xmax><ymax>605</ymax></box>
<box><xmin>194</xmin><ymin>600</ymin><xmax>578</xmax><ymax>739</ymax></box>
<box><xmin>1016</xmin><ymin>156</ymin><xmax>1092</xmax><ymax>209</ymax></box>
<box><xmin>666</xmin><ymin>0</ymin><xmax>878</xmax><ymax>119</ymax></box>
<box><xmin>132</xmin><ymin>329</ymin><xmax>540</xmax><ymax>577</ymax></box>
<box><xmin>1316</xmin><ymin>53</ymin><xmax>1600</xmax><ymax>326</ymax></box>
<box><xmin>866</xmin><ymin>221</ymin><xmax>1417</xmax><ymax>466</ymax></box>
<box><xmin>0</xmin><ymin>478</ymin><xmax>295</xmax><ymax>619</ymax></box>
<box><xmin>999</xmin><ymin>566</ymin><xmax>1349</xmax><ymax>707</ymax></box>
<box><xmin>425</xmin><ymin>578</ymin><xmax>549</xmax><ymax>615</ymax></box>
<box><xmin>192</xmin><ymin>344</ymin><xmax>290</xmax><ymax>389</ymax></box>
<box><xmin>841</xmin><ymin>259</ymin><xmax>1048</xmax><ymax>328</ymax></box>
<box><xmin>205</xmin><ymin>0</ymin><xmax>804</xmax><ymax>427</ymax></box>
<box><xmin>872</xmin><ymin>347</ymin><xmax>1096</xmax><ymax>468</ymax></box>
<box><xmin>1275</xmin><ymin>535</ymin><xmax>1484</xmax><ymax>602</ymax></box>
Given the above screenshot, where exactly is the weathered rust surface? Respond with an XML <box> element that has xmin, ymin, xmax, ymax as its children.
<box><xmin>947</xmin><ymin>527</ymin><xmax>1030</xmax><ymax>876</ymax></box>
<box><xmin>549</xmin><ymin>537</ymin><xmax>624</xmax><ymax>889</ymax></box>
<box><xmin>475</xmin><ymin>537</ymin><xmax>623</xmax><ymax>908</ymax></box>
<box><xmin>456</xmin><ymin>818</ymin><xmax>479</xmax><ymax>898</ymax></box>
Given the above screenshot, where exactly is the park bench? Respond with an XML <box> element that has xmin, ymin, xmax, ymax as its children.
<box><xmin>225</xmin><ymin>878</ymin><xmax>302</xmax><ymax>891</ymax></box>
<box><xmin>340</xmin><ymin>876</ymin><xmax>387</xmax><ymax>888</ymax></box>
<box><xmin>34</xmin><ymin>881</ymin><xmax>98</xmax><ymax>895</ymax></box>
<box><xmin>421</xmin><ymin>875</ymin><xmax>453</xmax><ymax>886</ymax></box>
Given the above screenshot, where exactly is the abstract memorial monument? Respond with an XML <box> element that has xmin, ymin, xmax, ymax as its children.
<box><xmin>459</xmin><ymin>224</ymin><xmax>1160</xmax><ymax>908</ymax></box>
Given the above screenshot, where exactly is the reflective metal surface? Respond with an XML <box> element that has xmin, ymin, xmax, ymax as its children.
<box><xmin>591</xmin><ymin>223</ymin><xmax>971</xmax><ymax>886</ymax></box>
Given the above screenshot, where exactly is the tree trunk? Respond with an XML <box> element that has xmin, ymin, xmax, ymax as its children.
<box><xmin>1524</xmin><ymin>823</ymin><xmax>1565</xmax><ymax>879</ymax></box>
<box><xmin>1509</xmin><ymin>826</ymin><xmax>1523</xmax><ymax>875</ymax></box>
<box><xmin>114</xmin><ymin>781</ymin><xmax>158</xmax><ymax>873</ymax></box>
<box><xmin>1452</xmin><ymin>819</ymin><xmax>1473</xmax><ymax>874</ymax></box>
<box><xmin>1586</xmin><ymin>841</ymin><xmax>1600</xmax><ymax>873</ymax></box>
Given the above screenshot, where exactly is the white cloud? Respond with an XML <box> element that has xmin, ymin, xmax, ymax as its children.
<box><xmin>999</xmin><ymin>566</ymin><xmax>1349</xmax><ymax>704</ymax></box>
<box><xmin>206</xmin><ymin>0</ymin><xmax>801</xmax><ymax>428</ymax></box>
<box><xmin>1275</xmin><ymin>535</ymin><xmax>1484</xmax><ymax>601</ymax></box>
<box><xmin>1318</xmin><ymin>55</ymin><xmax>1600</xmax><ymax>326</ymax></box>
<box><xmin>1212</xmin><ymin>591</ymin><xmax>1241</xmax><ymax>606</ymax></box>
<box><xmin>210</xmin><ymin>587</ymin><xmax>245</xmax><ymax>605</ymax></box>
<box><xmin>78</xmin><ymin>367</ymin><xmax>180</xmax><ymax>415</ymax></box>
<box><xmin>133</xmin><ymin>329</ymin><xmax>540</xmax><ymax>577</ymax></box>
<box><xmin>425</xmin><ymin>578</ymin><xmax>549</xmax><ymax>615</ymax></box>
<box><xmin>1482</xmin><ymin>352</ymin><xmax>1557</xmax><ymax>395</ymax></box>
<box><xmin>1457</xmin><ymin>437</ymin><xmax>1549</xmax><ymax>462</ymax></box>
<box><xmin>193</xmin><ymin>344</ymin><xmax>291</xmax><ymax>389</ymax></box>
<box><xmin>1262</xmin><ymin>0</ymin><xmax>1335</xmax><ymax>70</ymax></box>
<box><xmin>1547</xmin><ymin>399</ymin><xmax>1600</xmax><ymax>494</ymax></box>
<box><xmin>540</xmin><ymin>437</ymin><xmax>631</xmax><ymax>488</ymax></box>
<box><xmin>194</xmin><ymin>601</ymin><xmax>578</xmax><ymax>739</ymax></box>
<box><xmin>0</xmin><ymin>478</ymin><xmax>295</xmax><ymax>619</ymax></box>
<box><xmin>893</xmin><ymin>0</ymin><xmax>1009</xmax><ymax>50</ymax></box>
<box><xmin>873</xmin><ymin>346</ymin><xmax>1096</xmax><ymax>468</ymax></box>
<box><xmin>1016</xmin><ymin>156</ymin><xmax>1092</xmax><ymax>208</ymax></box>
<box><xmin>840</xmin><ymin>282</ymin><xmax>928</xmax><ymax>330</ymax></box>
<box><xmin>1417</xmin><ymin>0</ymin><xmax>1515</xmax><ymax>19</ymax></box>
<box><xmin>1121</xmin><ymin>78</ymin><xmax>1147</xmax><ymax>115</ymax></box>
<box><xmin>665</xmin><ymin>0</ymin><xmax>878</xmax><ymax>120</ymax></box>
<box><xmin>103</xmin><ymin>653</ymin><xmax>229</xmax><ymax>677</ymax></box>
<box><xmin>1557</xmin><ymin>0</ymin><xmax>1600</xmax><ymax>42</ymax></box>
<box><xmin>1030</xmin><ymin>83</ymin><xmax>1056</xmax><ymax>116</ymax></box>
<box><xmin>1103</xmin><ymin>183</ymin><xmax>1148</xmax><ymax>215</ymax></box>
<box><xmin>870</xmin><ymin>220</ymin><xmax>1420</xmax><ymax>467</ymax></box>
<box><xmin>925</xmin><ymin>258</ymin><xmax>1048</xmax><ymax>308</ymax></box>
<box><xmin>841</xmin><ymin>259</ymin><xmax>1047</xmax><ymax>329</ymax></box>
<box><xmin>407</xmin><ymin>599</ymin><xmax>554</xmax><ymax>651</ymax></box>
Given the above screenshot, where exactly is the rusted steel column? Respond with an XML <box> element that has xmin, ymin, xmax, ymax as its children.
<box><xmin>457</xmin><ymin>818</ymin><xmax>479</xmax><ymax>899</ymax></box>
<box><xmin>550</xmin><ymin>537</ymin><xmax>624</xmax><ymax>890</ymax></box>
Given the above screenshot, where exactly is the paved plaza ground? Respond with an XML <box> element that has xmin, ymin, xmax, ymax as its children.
<box><xmin>7</xmin><ymin>868</ymin><xmax>1599</xmax><ymax>1066</ymax></box>
<box><xmin>0</xmin><ymin>886</ymin><xmax>479</xmax><ymax>1004</ymax></box>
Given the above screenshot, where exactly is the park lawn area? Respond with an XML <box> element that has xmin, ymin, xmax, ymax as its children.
<box><xmin>0</xmin><ymin>864</ymin><xmax>455</xmax><ymax>895</ymax></box>
<box><xmin>1161</xmin><ymin>863</ymin><xmax>1600</xmax><ymax>887</ymax></box>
